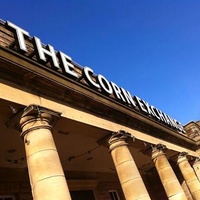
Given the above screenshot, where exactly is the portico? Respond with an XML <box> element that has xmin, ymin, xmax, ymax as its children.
<box><xmin>1</xmin><ymin>19</ymin><xmax>200</xmax><ymax>200</ymax></box>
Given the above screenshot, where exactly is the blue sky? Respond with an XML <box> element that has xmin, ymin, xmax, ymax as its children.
<box><xmin>1</xmin><ymin>0</ymin><xmax>200</xmax><ymax>125</ymax></box>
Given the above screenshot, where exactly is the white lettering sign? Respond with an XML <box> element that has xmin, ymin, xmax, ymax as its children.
<box><xmin>5</xmin><ymin>21</ymin><xmax>185</xmax><ymax>134</ymax></box>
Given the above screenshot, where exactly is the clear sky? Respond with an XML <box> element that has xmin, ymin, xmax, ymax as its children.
<box><xmin>1</xmin><ymin>0</ymin><xmax>200</xmax><ymax>125</ymax></box>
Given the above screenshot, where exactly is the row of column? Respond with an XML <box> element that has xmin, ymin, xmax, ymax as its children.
<box><xmin>18</xmin><ymin>106</ymin><xmax>200</xmax><ymax>200</ymax></box>
<box><xmin>109</xmin><ymin>131</ymin><xmax>200</xmax><ymax>200</ymax></box>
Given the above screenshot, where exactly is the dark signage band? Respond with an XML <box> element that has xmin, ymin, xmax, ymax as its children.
<box><xmin>4</xmin><ymin>21</ymin><xmax>185</xmax><ymax>134</ymax></box>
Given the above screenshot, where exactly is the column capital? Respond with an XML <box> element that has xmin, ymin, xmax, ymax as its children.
<box><xmin>108</xmin><ymin>130</ymin><xmax>135</xmax><ymax>152</ymax></box>
<box><xmin>151</xmin><ymin>144</ymin><xmax>167</xmax><ymax>160</ymax></box>
<box><xmin>20</xmin><ymin>113</ymin><xmax>52</xmax><ymax>139</ymax></box>
<box><xmin>5</xmin><ymin>104</ymin><xmax>61</xmax><ymax>132</ymax></box>
<box><xmin>19</xmin><ymin>104</ymin><xmax>61</xmax><ymax>139</ymax></box>
<box><xmin>177</xmin><ymin>152</ymin><xmax>188</xmax><ymax>164</ymax></box>
<box><xmin>178</xmin><ymin>152</ymin><xmax>188</xmax><ymax>158</ymax></box>
<box><xmin>109</xmin><ymin>130</ymin><xmax>135</xmax><ymax>143</ymax></box>
<box><xmin>21</xmin><ymin>104</ymin><xmax>61</xmax><ymax>118</ymax></box>
<box><xmin>153</xmin><ymin>143</ymin><xmax>167</xmax><ymax>150</ymax></box>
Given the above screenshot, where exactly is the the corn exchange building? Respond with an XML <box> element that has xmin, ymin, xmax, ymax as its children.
<box><xmin>0</xmin><ymin>19</ymin><xmax>200</xmax><ymax>200</ymax></box>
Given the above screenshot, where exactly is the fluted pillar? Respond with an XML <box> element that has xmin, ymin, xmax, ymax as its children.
<box><xmin>108</xmin><ymin>131</ymin><xmax>151</xmax><ymax>200</ymax></box>
<box><xmin>19</xmin><ymin>105</ymin><xmax>71</xmax><ymax>200</ymax></box>
<box><xmin>177</xmin><ymin>153</ymin><xmax>200</xmax><ymax>200</ymax></box>
<box><xmin>152</xmin><ymin>145</ymin><xmax>187</xmax><ymax>200</ymax></box>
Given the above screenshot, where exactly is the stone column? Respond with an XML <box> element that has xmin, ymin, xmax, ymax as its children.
<box><xmin>19</xmin><ymin>105</ymin><xmax>71</xmax><ymax>200</ymax></box>
<box><xmin>193</xmin><ymin>158</ymin><xmax>200</xmax><ymax>182</ymax></box>
<box><xmin>177</xmin><ymin>153</ymin><xmax>200</xmax><ymax>200</ymax></box>
<box><xmin>108</xmin><ymin>131</ymin><xmax>151</xmax><ymax>200</ymax></box>
<box><xmin>151</xmin><ymin>144</ymin><xmax>187</xmax><ymax>200</ymax></box>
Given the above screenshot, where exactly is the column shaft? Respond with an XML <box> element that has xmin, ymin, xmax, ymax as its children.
<box><xmin>109</xmin><ymin>132</ymin><xmax>151</xmax><ymax>200</ymax></box>
<box><xmin>193</xmin><ymin>159</ymin><xmax>200</xmax><ymax>182</ymax></box>
<box><xmin>177</xmin><ymin>155</ymin><xmax>200</xmax><ymax>200</ymax></box>
<box><xmin>152</xmin><ymin>147</ymin><xmax>187</xmax><ymax>200</ymax></box>
<box><xmin>20</xmin><ymin>113</ymin><xmax>71</xmax><ymax>200</ymax></box>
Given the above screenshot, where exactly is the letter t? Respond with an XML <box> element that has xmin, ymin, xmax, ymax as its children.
<box><xmin>6</xmin><ymin>21</ymin><xmax>30</xmax><ymax>52</ymax></box>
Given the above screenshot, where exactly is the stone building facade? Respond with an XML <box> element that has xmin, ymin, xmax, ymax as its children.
<box><xmin>0</xmin><ymin>19</ymin><xmax>200</xmax><ymax>200</ymax></box>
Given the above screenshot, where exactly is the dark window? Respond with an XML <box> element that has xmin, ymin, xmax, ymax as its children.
<box><xmin>70</xmin><ymin>190</ymin><xmax>95</xmax><ymax>200</ymax></box>
<box><xmin>109</xmin><ymin>190</ymin><xmax>120</xmax><ymax>200</ymax></box>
